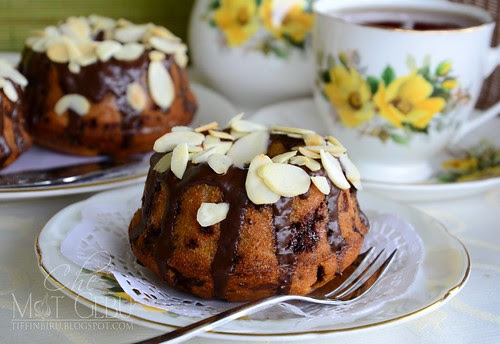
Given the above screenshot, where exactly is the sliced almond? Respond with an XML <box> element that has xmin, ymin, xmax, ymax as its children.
<box><xmin>211</xmin><ymin>141</ymin><xmax>232</xmax><ymax>155</ymax></box>
<box><xmin>326</xmin><ymin>136</ymin><xmax>346</xmax><ymax>149</ymax></box>
<box><xmin>76</xmin><ymin>54</ymin><xmax>97</xmax><ymax>67</ymax></box>
<box><xmin>304</xmin><ymin>133</ymin><xmax>326</xmax><ymax>146</ymax></box>
<box><xmin>197</xmin><ymin>203</ymin><xmax>229</xmax><ymax>227</ymax></box>
<box><xmin>62</xmin><ymin>36</ymin><xmax>82</xmax><ymax>60</ymax></box>
<box><xmin>339</xmin><ymin>153</ymin><xmax>362</xmax><ymax>190</ymax></box>
<box><xmin>188</xmin><ymin>146</ymin><xmax>203</xmax><ymax>153</ymax></box>
<box><xmin>226</xmin><ymin>130</ymin><xmax>269</xmax><ymax>167</ymax></box>
<box><xmin>171</xmin><ymin>143</ymin><xmax>189</xmax><ymax>179</ymax></box>
<box><xmin>68</xmin><ymin>62</ymin><xmax>81</xmax><ymax>74</ymax></box>
<box><xmin>0</xmin><ymin>79</ymin><xmax>18</xmax><ymax>102</ymax></box>
<box><xmin>230</xmin><ymin>130</ymin><xmax>248</xmax><ymax>139</ymax></box>
<box><xmin>286</xmin><ymin>133</ymin><xmax>303</xmax><ymax>139</ymax></box>
<box><xmin>148</xmin><ymin>50</ymin><xmax>165</xmax><ymax>62</ymax></box>
<box><xmin>126</xmin><ymin>82</ymin><xmax>147</xmax><ymax>112</ymax></box>
<box><xmin>113</xmin><ymin>43</ymin><xmax>144</xmax><ymax>61</ymax></box>
<box><xmin>47</xmin><ymin>43</ymin><xmax>69</xmax><ymax>63</ymax></box>
<box><xmin>320</xmin><ymin>150</ymin><xmax>350</xmax><ymax>190</ymax></box>
<box><xmin>148</xmin><ymin>60</ymin><xmax>174</xmax><ymax>109</ymax></box>
<box><xmin>96</xmin><ymin>40</ymin><xmax>121</xmax><ymax>62</ymax></box>
<box><xmin>208</xmin><ymin>154</ymin><xmax>233</xmax><ymax>175</ymax></box>
<box><xmin>225</xmin><ymin>112</ymin><xmax>244</xmax><ymax>128</ymax></box>
<box><xmin>61</xmin><ymin>17</ymin><xmax>91</xmax><ymax>41</ymax></box>
<box><xmin>305</xmin><ymin>158</ymin><xmax>321</xmax><ymax>171</ymax></box>
<box><xmin>153</xmin><ymin>152</ymin><xmax>172</xmax><ymax>173</ymax></box>
<box><xmin>115</xmin><ymin>25</ymin><xmax>148</xmax><ymax>43</ymax></box>
<box><xmin>195</xmin><ymin>121</ymin><xmax>218</xmax><ymax>132</ymax></box>
<box><xmin>174</xmin><ymin>50</ymin><xmax>188</xmax><ymax>68</ymax></box>
<box><xmin>203</xmin><ymin>135</ymin><xmax>221</xmax><ymax>147</ymax></box>
<box><xmin>231</xmin><ymin>119</ymin><xmax>266</xmax><ymax>133</ymax></box>
<box><xmin>245</xmin><ymin>154</ymin><xmax>280</xmax><ymax>205</ymax></box>
<box><xmin>298</xmin><ymin>146</ymin><xmax>321</xmax><ymax>159</ymax></box>
<box><xmin>258</xmin><ymin>163</ymin><xmax>311</xmax><ymax>197</ymax></box>
<box><xmin>271</xmin><ymin>126</ymin><xmax>314</xmax><ymax>135</ymax></box>
<box><xmin>0</xmin><ymin>60</ymin><xmax>28</xmax><ymax>87</ymax></box>
<box><xmin>271</xmin><ymin>151</ymin><xmax>297</xmax><ymax>163</ymax></box>
<box><xmin>304</xmin><ymin>145</ymin><xmax>347</xmax><ymax>155</ymax></box>
<box><xmin>54</xmin><ymin>94</ymin><xmax>90</xmax><ymax>116</ymax></box>
<box><xmin>289</xmin><ymin>155</ymin><xmax>321</xmax><ymax>172</ymax></box>
<box><xmin>147</xmin><ymin>25</ymin><xmax>176</xmax><ymax>40</ymax></box>
<box><xmin>289</xmin><ymin>156</ymin><xmax>308</xmax><ymax>166</ymax></box>
<box><xmin>171</xmin><ymin>126</ymin><xmax>193</xmax><ymax>132</ymax></box>
<box><xmin>153</xmin><ymin>131</ymin><xmax>205</xmax><ymax>153</ymax></box>
<box><xmin>191</xmin><ymin>146</ymin><xmax>217</xmax><ymax>164</ymax></box>
<box><xmin>208</xmin><ymin>130</ymin><xmax>235</xmax><ymax>141</ymax></box>
<box><xmin>149</xmin><ymin>36</ymin><xmax>181</xmax><ymax>54</ymax></box>
<box><xmin>311</xmin><ymin>176</ymin><xmax>330</xmax><ymax>195</ymax></box>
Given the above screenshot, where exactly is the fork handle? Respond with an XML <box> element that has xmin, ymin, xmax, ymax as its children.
<box><xmin>135</xmin><ymin>295</ymin><xmax>296</xmax><ymax>344</ymax></box>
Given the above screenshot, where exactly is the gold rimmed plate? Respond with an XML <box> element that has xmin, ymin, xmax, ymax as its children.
<box><xmin>35</xmin><ymin>184</ymin><xmax>469</xmax><ymax>341</ymax></box>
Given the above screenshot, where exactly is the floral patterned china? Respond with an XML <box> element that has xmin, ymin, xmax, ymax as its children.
<box><xmin>189</xmin><ymin>0</ymin><xmax>315</xmax><ymax>108</ymax></box>
<box><xmin>313</xmin><ymin>0</ymin><xmax>499</xmax><ymax>183</ymax></box>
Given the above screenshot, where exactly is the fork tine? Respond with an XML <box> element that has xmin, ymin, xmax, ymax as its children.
<box><xmin>334</xmin><ymin>249</ymin><xmax>398</xmax><ymax>301</ymax></box>
<box><xmin>325</xmin><ymin>248</ymin><xmax>384</xmax><ymax>298</ymax></box>
<box><xmin>318</xmin><ymin>247</ymin><xmax>375</xmax><ymax>298</ymax></box>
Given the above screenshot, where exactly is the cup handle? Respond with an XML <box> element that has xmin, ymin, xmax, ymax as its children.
<box><xmin>450</xmin><ymin>101</ymin><xmax>500</xmax><ymax>144</ymax></box>
<box><xmin>483</xmin><ymin>46</ymin><xmax>500</xmax><ymax>78</ymax></box>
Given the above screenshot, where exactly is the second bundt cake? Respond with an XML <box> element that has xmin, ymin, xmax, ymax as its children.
<box><xmin>19</xmin><ymin>15</ymin><xmax>197</xmax><ymax>157</ymax></box>
<box><xmin>129</xmin><ymin>116</ymin><xmax>369</xmax><ymax>302</ymax></box>
<box><xmin>0</xmin><ymin>59</ymin><xmax>31</xmax><ymax>169</ymax></box>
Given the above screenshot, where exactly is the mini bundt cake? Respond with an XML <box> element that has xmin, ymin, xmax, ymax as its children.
<box><xmin>0</xmin><ymin>59</ymin><xmax>31</xmax><ymax>169</ymax></box>
<box><xmin>129</xmin><ymin>116</ymin><xmax>369</xmax><ymax>302</ymax></box>
<box><xmin>19</xmin><ymin>15</ymin><xmax>197</xmax><ymax>157</ymax></box>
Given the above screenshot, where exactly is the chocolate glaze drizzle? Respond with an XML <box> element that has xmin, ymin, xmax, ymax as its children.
<box><xmin>0</xmin><ymin>81</ymin><xmax>30</xmax><ymax>167</ymax></box>
<box><xmin>18</xmin><ymin>47</ymin><xmax>197</xmax><ymax>150</ymax></box>
<box><xmin>130</xmin><ymin>136</ymin><xmax>368</xmax><ymax>299</ymax></box>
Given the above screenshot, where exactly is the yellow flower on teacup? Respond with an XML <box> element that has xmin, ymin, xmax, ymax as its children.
<box><xmin>323</xmin><ymin>65</ymin><xmax>375</xmax><ymax>127</ymax></box>
<box><xmin>373</xmin><ymin>72</ymin><xmax>446</xmax><ymax>129</ymax></box>
<box><xmin>259</xmin><ymin>0</ymin><xmax>313</xmax><ymax>44</ymax></box>
<box><xmin>213</xmin><ymin>0</ymin><xmax>259</xmax><ymax>46</ymax></box>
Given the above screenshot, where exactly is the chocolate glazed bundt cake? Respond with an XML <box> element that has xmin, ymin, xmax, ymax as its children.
<box><xmin>19</xmin><ymin>15</ymin><xmax>197</xmax><ymax>157</ymax></box>
<box><xmin>0</xmin><ymin>60</ymin><xmax>31</xmax><ymax>169</ymax></box>
<box><xmin>129</xmin><ymin>116</ymin><xmax>369</xmax><ymax>302</ymax></box>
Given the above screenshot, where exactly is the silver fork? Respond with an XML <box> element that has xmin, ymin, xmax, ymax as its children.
<box><xmin>135</xmin><ymin>248</ymin><xmax>397</xmax><ymax>344</ymax></box>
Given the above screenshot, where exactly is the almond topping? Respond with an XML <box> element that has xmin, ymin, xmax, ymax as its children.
<box><xmin>304</xmin><ymin>133</ymin><xmax>326</xmax><ymax>146</ymax></box>
<box><xmin>153</xmin><ymin>131</ymin><xmax>205</xmax><ymax>153</ymax></box>
<box><xmin>208</xmin><ymin>154</ymin><xmax>233</xmax><ymax>175</ymax></box>
<box><xmin>54</xmin><ymin>94</ymin><xmax>90</xmax><ymax>116</ymax></box>
<box><xmin>197</xmin><ymin>203</ymin><xmax>229</xmax><ymax>227</ymax></box>
<box><xmin>0</xmin><ymin>79</ymin><xmax>18</xmax><ymax>102</ymax></box>
<box><xmin>271</xmin><ymin>151</ymin><xmax>297</xmax><ymax>163</ymax></box>
<box><xmin>115</xmin><ymin>25</ymin><xmax>148</xmax><ymax>43</ymax></box>
<box><xmin>245</xmin><ymin>154</ymin><xmax>280</xmax><ymax>205</ymax></box>
<box><xmin>126</xmin><ymin>82</ymin><xmax>147</xmax><ymax>112</ymax></box>
<box><xmin>231</xmin><ymin>119</ymin><xmax>266</xmax><ymax>133</ymax></box>
<box><xmin>304</xmin><ymin>145</ymin><xmax>347</xmax><ymax>155</ymax></box>
<box><xmin>153</xmin><ymin>152</ymin><xmax>172</xmax><ymax>173</ymax></box>
<box><xmin>171</xmin><ymin>142</ymin><xmax>189</xmax><ymax>179</ymax></box>
<box><xmin>195</xmin><ymin>121</ymin><xmax>218</xmax><ymax>132</ymax></box>
<box><xmin>226</xmin><ymin>130</ymin><xmax>269</xmax><ymax>167</ymax></box>
<box><xmin>271</xmin><ymin>126</ymin><xmax>314</xmax><ymax>135</ymax></box>
<box><xmin>339</xmin><ymin>153</ymin><xmax>362</xmax><ymax>190</ymax></box>
<box><xmin>258</xmin><ymin>163</ymin><xmax>311</xmax><ymax>197</ymax></box>
<box><xmin>311</xmin><ymin>176</ymin><xmax>330</xmax><ymax>195</ymax></box>
<box><xmin>320</xmin><ymin>150</ymin><xmax>350</xmax><ymax>190</ymax></box>
<box><xmin>148</xmin><ymin>60</ymin><xmax>174</xmax><ymax>109</ymax></box>
<box><xmin>208</xmin><ymin>130</ymin><xmax>235</xmax><ymax>141</ymax></box>
<box><xmin>203</xmin><ymin>135</ymin><xmax>221</xmax><ymax>147</ymax></box>
<box><xmin>298</xmin><ymin>146</ymin><xmax>321</xmax><ymax>159</ymax></box>
<box><xmin>96</xmin><ymin>40</ymin><xmax>121</xmax><ymax>62</ymax></box>
<box><xmin>148</xmin><ymin>50</ymin><xmax>165</xmax><ymax>62</ymax></box>
<box><xmin>47</xmin><ymin>43</ymin><xmax>69</xmax><ymax>63</ymax></box>
<box><xmin>0</xmin><ymin>60</ymin><xmax>28</xmax><ymax>87</ymax></box>
<box><xmin>171</xmin><ymin>126</ymin><xmax>193</xmax><ymax>132</ymax></box>
<box><xmin>191</xmin><ymin>146</ymin><xmax>217</xmax><ymax>164</ymax></box>
<box><xmin>326</xmin><ymin>136</ymin><xmax>346</xmax><ymax>149</ymax></box>
<box><xmin>113</xmin><ymin>43</ymin><xmax>144</xmax><ymax>61</ymax></box>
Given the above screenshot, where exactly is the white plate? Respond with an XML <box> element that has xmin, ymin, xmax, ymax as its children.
<box><xmin>250</xmin><ymin>98</ymin><xmax>500</xmax><ymax>202</ymax></box>
<box><xmin>0</xmin><ymin>82</ymin><xmax>236</xmax><ymax>200</ymax></box>
<box><xmin>36</xmin><ymin>184</ymin><xmax>469</xmax><ymax>341</ymax></box>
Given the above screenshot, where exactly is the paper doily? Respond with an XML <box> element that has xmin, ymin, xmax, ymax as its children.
<box><xmin>61</xmin><ymin>193</ymin><xmax>423</xmax><ymax>322</ymax></box>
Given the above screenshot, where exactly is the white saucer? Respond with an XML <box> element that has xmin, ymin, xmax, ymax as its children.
<box><xmin>249</xmin><ymin>98</ymin><xmax>500</xmax><ymax>202</ymax></box>
<box><xmin>0</xmin><ymin>82</ymin><xmax>236</xmax><ymax>200</ymax></box>
<box><xmin>36</xmin><ymin>184</ymin><xmax>469</xmax><ymax>341</ymax></box>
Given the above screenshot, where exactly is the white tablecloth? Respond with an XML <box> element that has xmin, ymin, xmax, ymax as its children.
<box><xmin>1</xmin><ymin>185</ymin><xmax>499</xmax><ymax>344</ymax></box>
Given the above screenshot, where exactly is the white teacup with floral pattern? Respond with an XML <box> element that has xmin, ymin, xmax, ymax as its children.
<box><xmin>189</xmin><ymin>0</ymin><xmax>315</xmax><ymax>108</ymax></box>
<box><xmin>313</xmin><ymin>0</ymin><xmax>499</xmax><ymax>183</ymax></box>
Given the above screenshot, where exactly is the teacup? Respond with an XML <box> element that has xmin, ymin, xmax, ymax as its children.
<box><xmin>313</xmin><ymin>0</ymin><xmax>499</xmax><ymax>183</ymax></box>
<box><xmin>189</xmin><ymin>0</ymin><xmax>315</xmax><ymax>108</ymax></box>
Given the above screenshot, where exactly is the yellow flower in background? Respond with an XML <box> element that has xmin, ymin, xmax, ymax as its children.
<box><xmin>213</xmin><ymin>0</ymin><xmax>259</xmax><ymax>46</ymax></box>
<box><xmin>260</xmin><ymin>0</ymin><xmax>313</xmax><ymax>43</ymax></box>
<box><xmin>373</xmin><ymin>72</ymin><xmax>446</xmax><ymax>129</ymax></box>
<box><xmin>442</xmin><ymin>79</ymin><xmax>458</xmax><ymax>90</ymax></box>
<box><xmin>324</xmin><ymin>65</ymin><xmax>374</xmax><ymax>127</ymax></box>
<box><xmin>442</xmin><ymin>157</ymin><xmax>478</xmax><ymax>172</ymax></box>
